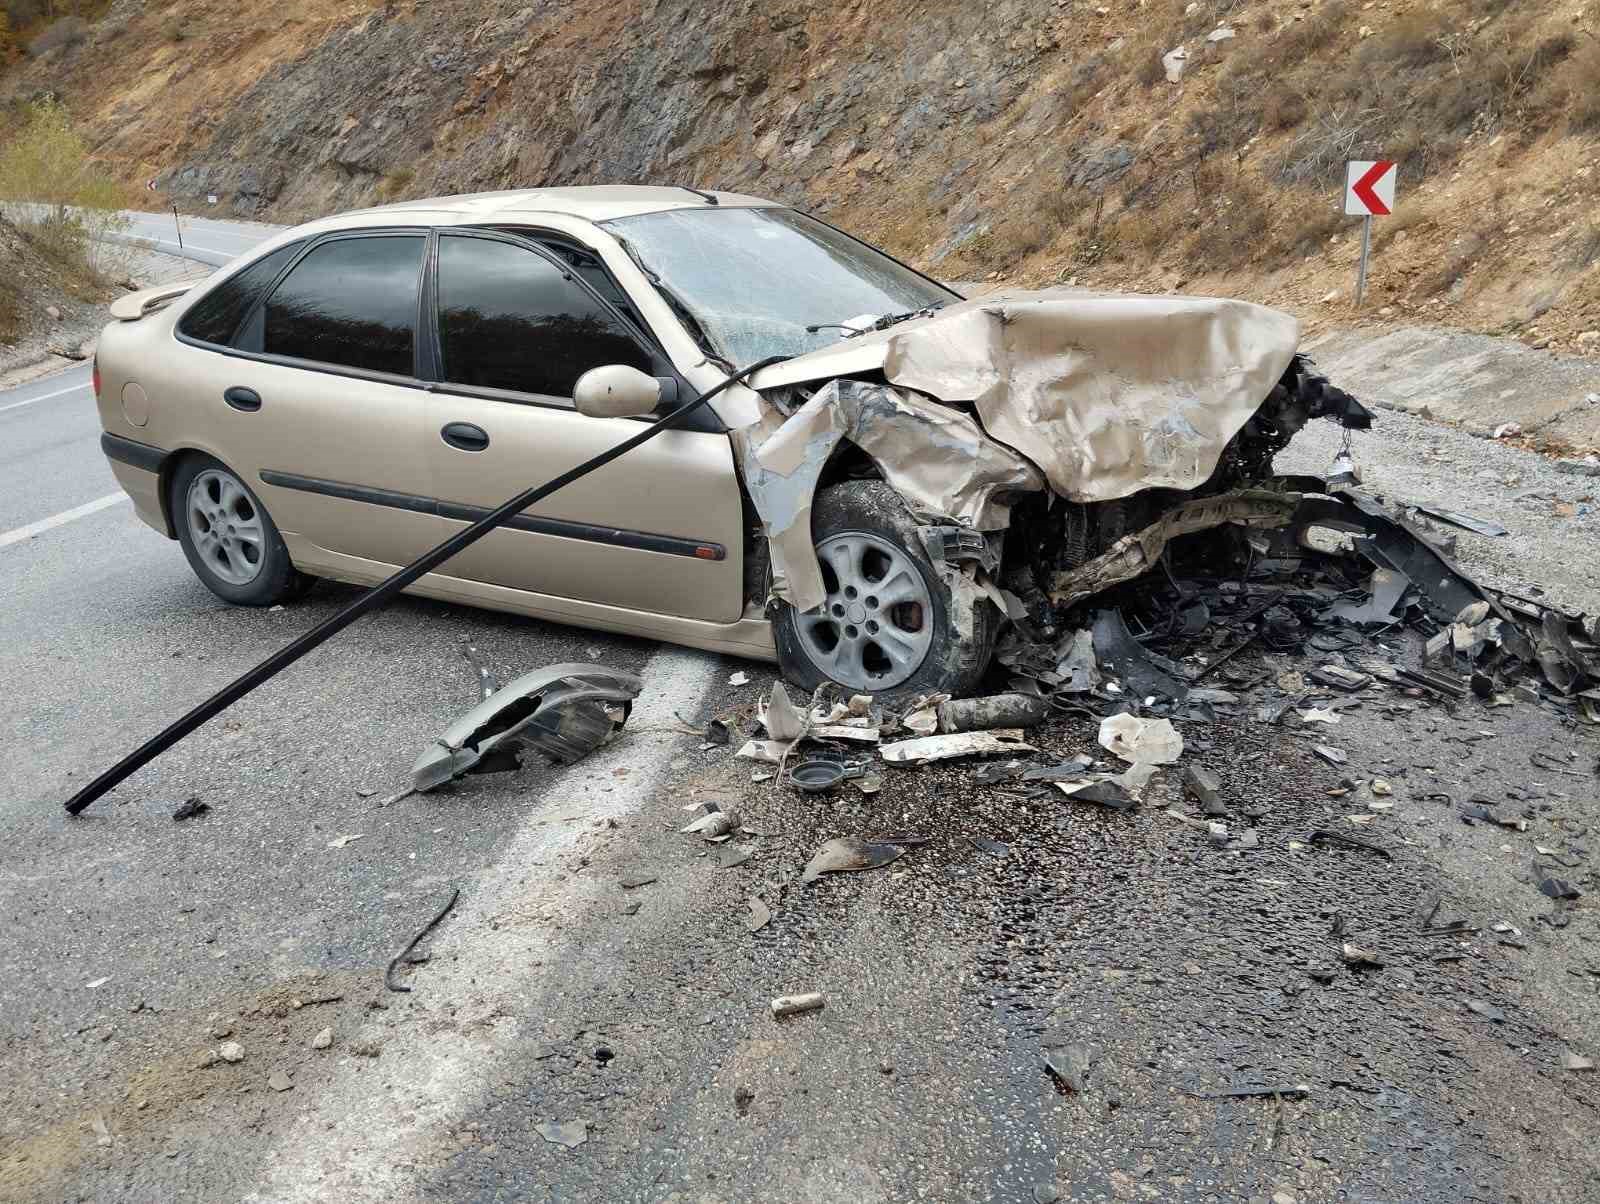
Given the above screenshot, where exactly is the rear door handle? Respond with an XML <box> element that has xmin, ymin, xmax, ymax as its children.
<box><xmin>440</xmin><ymin>422</ymin><xmax>490</xmax><ymax>452</ymax></box>
<box><xmin>223</xmin><ymin>386</ymin><xmax>261</xmax><ymax>412</ymax></box>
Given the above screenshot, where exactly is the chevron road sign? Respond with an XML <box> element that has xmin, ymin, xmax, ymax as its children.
<box><xmin>1344</xmin><ymin>160</ymin><xmax>1398</xmax><ymax>307</ymax></box>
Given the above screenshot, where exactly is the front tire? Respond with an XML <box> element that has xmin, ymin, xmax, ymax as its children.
<box><xmin>772</xmin><ymin>481</ymin><xmax>999</xmax><ymax>699</ymax></box>
<box><xmin>170</xmin><ymin>454</ymin><xmax>310</xmax><ymax>606</ymax></box>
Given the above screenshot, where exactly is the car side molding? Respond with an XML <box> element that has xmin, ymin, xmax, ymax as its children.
<box><xmin>101</xmin><ymin>432</ymin><xmax>168</xmax><ymax>473</ymax></box>
<box><xmin>257</xmin><ymin>469</ymin><xmax>727</xmax><ymax>562</ymax></box>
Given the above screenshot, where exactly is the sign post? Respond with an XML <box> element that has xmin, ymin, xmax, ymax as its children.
<box><xmin>1344</xmin><ymin>160</ymin><xmax>1396</xmax><ymax>309</ymax></box>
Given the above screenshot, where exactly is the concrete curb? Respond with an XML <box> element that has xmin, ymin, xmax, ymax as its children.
<box><xmin>101</xmin><ymin>231</ymin><xmax>231</xmax><ymax>268</ymax></box>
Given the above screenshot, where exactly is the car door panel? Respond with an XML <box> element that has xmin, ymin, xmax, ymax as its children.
<box><xmin>204</xmin><ymin>231</ymin><xmax>438</xmax><ymax>566</ymax></box>
<box><xmin>420</xmin><ymin>230</ymin><xmax>745</xmax><ymax>624</ymax></box>
<box><xmin>426</xmin><ymin>397</ymin><xmax>744</xmax><ymax>622</ymax></box>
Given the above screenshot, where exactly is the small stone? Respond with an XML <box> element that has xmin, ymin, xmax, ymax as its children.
<box><xmin>1320</xmin><ymin>289</ymin><xmax>1339</xmax><ymax>303</ymax></box>
<box><xmin>311</xmin><ymin>1027</ymin><xmax>333</xmax><ymax>1050</ymax></box>
<box><xmin>218</xmin><ymin>1041</ymin><xmax>245</xmax><ymax>1063</ymax></box>
<box><xmin>211</xmin><ymin>1023</ymin><xmax>233</xmax><ymax>1039</ymax></box>
<box><xmin>879</xmin><ymin>1060</ymin><xmax>895</xmax><ymax>1075</ymax></box>
<box><xmin>1273</xmin><ymin>1193</ymin><xmax>1298</xmax><ymax>1204</ymax></box>
<box><xmin>619</xmin><ymin>871</ymin><xmax>657</xmax><ymax>889</ymax></box>
<box><xmin>267</xmin><ymin>1071</ymin><xmax>293</xmax><ymax>1092</ymax></box>
<box><xmin>535</xmin><ymin>1120</ymin><xmax>588</xmax><ymax>1148</ymax></box>
<box><xmin>1034</xmin><ymin>1184</ymin><xmax>1062</xmax><ymax>1203</ymax></box>
<box><xmin>45</xmin><ymin>304</ymin><xmax>62</xmax><ymax>320</ymax></box>
<box><xmin>1371</xmin><ymin>779</ymin><xmax>1393</xmax><ymax>796</ymax></box>
<box><xmin>1577</xmin><ymin>330</ymin><xmax>1599</xmax><ymax>346</ymax></box>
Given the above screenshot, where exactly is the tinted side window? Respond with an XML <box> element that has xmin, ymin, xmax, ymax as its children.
<box><xmin>437</xmin><ymin>235</ymin><xmax>652</xmax><ymax>398</ymax></box>
<box><xmin>262</xmin><ymin>236</ymin><xmax>424</xmax><ymax>376</ymax></box>
<box><xmin>177</xmin><ymin>242</ymin><xmax>302</xmax><ymax>346</ymax></box>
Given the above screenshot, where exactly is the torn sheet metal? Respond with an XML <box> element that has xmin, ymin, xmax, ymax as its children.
<box><xmin>1050</xmin><ymin>490</ymin><xmax>1301</xmax><ymax>607</ymax></box>
<box><xmin>879</xmin><ymin>729</ymin><xmax>1037</xmax><ymax>764</ymax></box>
<box><xmin>1091</xmin><ymin>609</ymin><xmax>1189</xmax><ymax>700</ymax></box>
<box><xmin>412</xmin><ymin>664</ymin><xmax>642</xmax><ymax>792</ymax></box>
<box><xmin>881</xmin><ymin>292</ymin><xmax>1302</xmax><ymax>502</ymax></box>
<box><xmin>733</xmin><ymin>379</ymin><xmax>1042</xmax><ymax>610</ymax></box>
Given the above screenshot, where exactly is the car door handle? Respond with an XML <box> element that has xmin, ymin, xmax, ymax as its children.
<box><xmin>440</xmin><ymin>422</ymin><xmax>490</xmax><ymax>452</ymax></box>
<box><xmin>223</xmin><ymin>386</ymin><xmax>261</xmax><ymax>412</ymax></box>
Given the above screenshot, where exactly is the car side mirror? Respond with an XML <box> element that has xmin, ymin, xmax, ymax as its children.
<box><xmin>573</xmin><ymin>365</ymin><xmax>662</xmax><ymax>419</ymax></box>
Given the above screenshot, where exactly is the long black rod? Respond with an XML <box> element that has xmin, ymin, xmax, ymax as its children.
<box><xmin>64</xmin><ymin>358</ymin><xmax>783</xmax><ymax>816</ymax></box>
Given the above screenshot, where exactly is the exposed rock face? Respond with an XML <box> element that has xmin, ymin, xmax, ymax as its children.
<box><xmin>147</xmin><ymin>0</ymin><xmax>1065</xmax><ymax>228</ymax></box>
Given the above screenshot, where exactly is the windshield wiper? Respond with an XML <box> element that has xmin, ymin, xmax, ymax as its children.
<box><xmin>806</xmin><ymin>302</ymin><xmax>948</xmax><ymax>340</ymax></box>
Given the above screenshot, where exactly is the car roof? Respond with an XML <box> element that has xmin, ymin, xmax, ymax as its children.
<box><xmin>302</xmin><ymin>186</ymin><xmax>778</xmax><ymax>232</ymax></box>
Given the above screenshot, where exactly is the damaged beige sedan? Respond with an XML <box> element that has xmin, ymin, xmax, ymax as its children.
<box><xmin>94</xmin><ymin>186</ymin><xmax>1370</xmax><ymax>697</ymax></box>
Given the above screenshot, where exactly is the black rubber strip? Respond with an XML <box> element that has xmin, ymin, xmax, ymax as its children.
<box><xmin>100</xmin><ymin>432</ymin><xmax>167</xmax><ymax>473</ymax></box>
<box><xmin>258</xmin><ymin>469</ymin><xmax>726</xmax><ymax>561</ymax></box>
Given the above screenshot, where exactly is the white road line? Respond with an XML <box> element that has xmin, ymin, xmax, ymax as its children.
<box><xmin>0</xmin><ymin>493</ymin><xmax>128</xmax><ymax>549</ymax></box>
<box><xmin>244</xmin><ymin>644</ymin><xmax>720</xmax><ymax>1204</ymax></box>
<box><xmin>0</xmin><ymin>379</ymin><xmax>91</xmax><ymax>415</ymax></box>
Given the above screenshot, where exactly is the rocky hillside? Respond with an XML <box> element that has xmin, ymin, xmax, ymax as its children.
<box><xmin>4</xmin><ymin>0</ymin><xmax>1599</xmax><ymax>351</ymax></box>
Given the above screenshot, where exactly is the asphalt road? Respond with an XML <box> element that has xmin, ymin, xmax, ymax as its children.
<box><xmin>3</xmin><ymin>213</ymin><xmax>1599</xmax><ymax>1203</ymax></box>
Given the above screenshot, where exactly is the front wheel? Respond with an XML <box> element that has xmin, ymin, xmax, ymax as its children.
<box><xmin>772</xmin><ymin>481</ymin><xmax>999</xmax><ymax>699</ymax></box>
<box><xmin>170</xmin><ymin>454</ymin><xmax>311</xmax><ymax>606</ymax></box>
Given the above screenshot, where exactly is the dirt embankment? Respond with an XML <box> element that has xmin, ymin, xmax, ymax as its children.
<box><xmin>3</xmin><ymin>0</ymin><xmax>1598</xmax><ymax>372</ymax></box>
<box><xmin>0</xmin><ymin>214</ymin><xmax>112</xmax><ymax>371</ymax></box>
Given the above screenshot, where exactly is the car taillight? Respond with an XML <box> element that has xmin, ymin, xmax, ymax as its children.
<box><xmin>92</xmin><ymin>358</ymin><xmax>101</xmax><ymax>401</ymax></box>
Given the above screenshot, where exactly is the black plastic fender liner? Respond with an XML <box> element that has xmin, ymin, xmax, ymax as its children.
<box><xmin>63</xmin><ymin>356</ymin><xmax>787</xmax><ymax>818</ymax></box>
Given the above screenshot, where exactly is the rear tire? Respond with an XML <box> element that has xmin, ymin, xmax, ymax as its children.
<box><xmin>772</xmin><ymin>481</ymin><xmax>998</xmax><ymax>700</ymax></box>
<box><xmin>170</xmin><ymin>454</ymin><xmax>311</xmax><ymax>606</ymax></box>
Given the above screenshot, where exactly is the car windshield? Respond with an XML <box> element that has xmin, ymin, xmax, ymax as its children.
<box><xmin>601</xmin><ymin>207</ymin><xmax>957</xmax><ymax>364</ymax></box>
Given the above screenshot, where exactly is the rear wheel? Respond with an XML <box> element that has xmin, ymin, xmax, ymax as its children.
<box><xmin>170</xmin><ymin>455</ymin><xmax>311</xmax><ymax>606</ymax></box>
<box><xmin>772</xmin><ymin>481</ymin><xmax>998</xmax><ymax>699</ymax></box>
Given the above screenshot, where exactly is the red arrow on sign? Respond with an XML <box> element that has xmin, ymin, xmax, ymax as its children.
<box><xmin>1351</xmin><ymin>161</ymin><xmax>1394</xmax><ymax>215</ymax></box>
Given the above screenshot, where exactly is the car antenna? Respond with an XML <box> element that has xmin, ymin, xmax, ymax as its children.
<box><xmin>676</xmin><ymin>185</ymin><xmax>719</xmax><ymax>206</ymax></box>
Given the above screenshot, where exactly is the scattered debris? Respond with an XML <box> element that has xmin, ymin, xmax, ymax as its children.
<box><xmin>760</xmin><ymin>682</ymin><xmax>807</xmax><ymax>742</ymax></box>
<box><xmin>682</xmin><ymin>807</ymin><xmax>740</xmax><ymax>837</ymax></box>
<box><xmin>535</xmin><ymin>1121</ymin><xmax>588</xmax><ymax>1148</ymax></box>
<box><xmin>802</xmin><ymin>836</ymin><xmax>908</xmax><ymax>883</ymax></box>
<box><xmin>1562</xmin><ymin>1051</ymin><xmax>1596</xmax><ymax>1072</ymax></box>
<box><xmin>218</xmin><ymin>1041</ymin><xmax>245</xmax><ymax>1064</ymax></box>
<box><xmin>311</xmin><ymin>1027</ymin><xmax>333</xmax><ymax>1050</ymax></box>
<box><xmin>1534</xmin><ymin>862</ymin><xmax>1582</xmax><ymax>900</ymax></box>
<box><xmin>1313</xmin><ymin>745</ymin><xmax>1348</xmax><ymax>767</ymax></box>
<box><xmin>1183</xmin><ymin>1084</ymin><xmax>1311</xmax><ymax>1100</ymax></box>
<box><xmin>1342</xmin><ymin>942</ymin><xmax>1384</xmax><ymax>969</ymax></box>
<box><xmin>385</xmin><ymin>887</ymin><xmax>460</xmax><ymax>994</ymax></box>
<box><xmin>412</xmin><ymin>664</ymin><xmax>642</xmax><ymax>792</ymax></box>
<box><xmin>1371</xmin><ymin>779</ymin><xmax>1393</xmax><ymax>797</ymax></box>
<box><xmin>327</xmin><ymin>834</ymin><xmax>364</xmax><ymax>849</ymax></box>
<box><xmin>715</xmin><ymin>843</ymin><xmax>755</xmax><ymax>869</ymax></box>
<box><xmin>771</xmin><ymin>992</ymin><xmax>826</xmax><ymax>1018</ymax></box>
<box><xmin>704</xmin><ymin>718</ymin><xmax>731</xmax><ymax>746</ymax></box>
<box><xmin>1464</xmin><ymin>999</ymin><xmax>1506</xmax><ymax>1023</ymax></box>
<box><xmin>729</xmin><ymin>671</ymin><xmax>750</xmax><ymax>686</ymax></box>
<box><xmin>744</xmin><ymin>897</ymin><xmax>772</xmax><ymax>933</ymax></box>
<box><xmin>967</xmin><ymin>836</ymin><xmax>1010</xmax><ymax>858</ymax></box>
<box><xmin>1097</xmin><ymin>714</ymin><xmax>1183</xmax><ymax>765</ymax></box>
<box><xmin>937</xmin><ymin>693</ymin><xmax>1048</xmax><ymax>732</ymax></box>
<box><xmin>1062</xmin><ymin>780</ymin><xmax>1139</xmax><ymax>811</ymax></box>
<box><xmin>1183</xmin><ymin>765</ymin><xmax>1225</xmax><ymax>815</ymax></box>
<box><xmin>787</xmin><ymin>756</ymin><xmax>860</xmax><ymax>793</ymax></box>
<box><xmin>1410</xmin><ymin>504</ymin><xmax>1508</xmax><ymax>538</ymax></box>
<box><xmin>459</xmin><ymin>637</ymin><xmax>501</xmax><ymax>702</ymax></box>
<box><xmin>90</xmin><ymin>1112</ymin><xmax>112</xmax><ymax>1147</ymax></box>
<box><xmin>1044</xmin><ymin>1043</ymin><xmax>1090</xmax><ymax>1093</ymax></box>
<box><xmin>855</xmin><ymin>772</ymin><xmax>883</xmax><ymax>794</ymax></box>
<box><xmin>267</xmin><ymin>1071</ymin><xmax>294</xmax><ymax>1092</ymax></box>
<box><xmin>171</xmin><ymin>797</ymin><xmax>209</xmax><ymax>821</ymax></box>
<box><xmin>880</xmin><ymin>730</ymin><xmax>1037</xmax><ymax>764</ymax></box>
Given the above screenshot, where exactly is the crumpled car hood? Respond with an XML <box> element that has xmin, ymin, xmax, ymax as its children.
<box><xmin>749</xmin><ymin>288</ymin><xmax>1302</xmax><ymax>503</ymax></box>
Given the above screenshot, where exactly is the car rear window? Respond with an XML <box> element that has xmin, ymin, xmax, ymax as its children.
<box><xmin>176</xmin><ymin>241</ymin><xmax>302</xmax><ymax>347</ymax></box>
<box><xmin>262</xmin><ymin>235</ymin><xmax>424</xmax><ymax>377</ymax></box>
